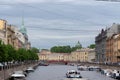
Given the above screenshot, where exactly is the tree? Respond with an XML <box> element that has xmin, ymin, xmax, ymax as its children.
<box><xmin>0</xmin><ymin>40</ymin><xmax>8</xmax><ymax>62</ymax></box>
<box><xmin>0</xmin><ymin>40</ymin><xmax>39</xmax><ymax>62</ymax></box>
<box><xmin>31</xmin><ymin>47</ymin><xmax>39</xmax><ymax>53</ymax></box>
<box><xmin>50</xmin><ymin>45</ymin><xmax>72</xmax><ymax>53</ymax></box>
<box><xmin>5</xmin><ymin>44</ymin><xmax>17</xmax><ymax>61</ymax></box>
<box><xmin>88</xmin><ymin>44</ymin><xmax>95</xmax><ymax>49</ymax></box>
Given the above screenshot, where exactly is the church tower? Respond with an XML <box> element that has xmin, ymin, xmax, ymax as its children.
<box><xmin>19</xmin><ymin>16</ymin><xmax>28</xmax><ymax>49</ymax></box>
<box><xmin>19</xmin><ymin>17</ymin><xmax>27</xmax><ymax>35</ymax></box>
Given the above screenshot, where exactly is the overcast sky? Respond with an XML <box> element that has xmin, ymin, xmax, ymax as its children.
<box><xmin>0</xmin><ymin>0</ymin><xmax>120</xmax><ymax>49</ymax></box>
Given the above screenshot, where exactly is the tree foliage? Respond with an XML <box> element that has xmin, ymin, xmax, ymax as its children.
<box><xmin>0</xmin><ymin>40</ymin><xmax>39</xmax><ymax>62</ymax></box>
<box><xmin>50</xmin><ymin>44</ymin><xmax>83</xmax><ymax>53</ymax></box>
<box><xmin>88</xmin><ymin>44</ymin><xmax>95</xmax><ymax>49</ymax></box>
<box><xmin>51</xmin><ymin>46</ymin><xmax>71</xmax><ymax>53</ymax></box>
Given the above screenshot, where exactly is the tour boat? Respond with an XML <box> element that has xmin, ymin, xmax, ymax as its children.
<box><xmin>66</xmin><ymin>70</ymin><xmax>82</xmax><ymax>78</ymax></box>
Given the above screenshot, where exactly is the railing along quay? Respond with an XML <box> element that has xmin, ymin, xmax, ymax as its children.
<box><xmin>0</xmin><ymin>61</ymin><xmax>39</xmax><ymax>80</ymax></box>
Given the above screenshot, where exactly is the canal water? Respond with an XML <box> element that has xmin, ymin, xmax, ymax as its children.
<box><xmin>26</xmin><ymin>65</ymin><xmax>116</xmax><ymax>80</ymax></box>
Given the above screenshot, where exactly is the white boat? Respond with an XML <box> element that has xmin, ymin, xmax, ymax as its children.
<box><xmin>111</xmin><ymin>70</ymin><xmax>120</xmax><ymax>79</ymax></box>
<box><xmin>66</xmin><ymin>70</ymin><xmax>82</xmax><ymax>78</ymax></box>
<box><xmin>26</xmin><ymin>67</ymin><xmax>34</xmax><ymax>73</ymax></box>
<box><xmin>77</xmin><ymin>66</ymin><xmax>88</xmax><ymax>71</ymax></box>
<box><xmin>11</xmin><ymin>71</ymin><xmax>25</xmax><ymax>78</ymax></box>
<box><xmin>64</xmin><ymin>78</ymin><xmax>88</xmax><ymax>80</ymax></box>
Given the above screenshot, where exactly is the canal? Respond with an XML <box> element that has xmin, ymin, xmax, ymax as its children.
<box><xmin>26</xmin><ymin>65</ymin><xmax>116</xmax><ymax>80</ymax></box>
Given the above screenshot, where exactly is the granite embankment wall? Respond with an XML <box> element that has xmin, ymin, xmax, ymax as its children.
<box><xmin>0</xmin><ymin>62</ymin><xmax>38</xmax><ymax>80</ymax></box>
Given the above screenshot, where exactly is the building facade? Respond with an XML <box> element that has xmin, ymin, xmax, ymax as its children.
<box><xmin>39</xmin><ymin>48</ymin><xmax>95</xmax><ymax>62</ymax></box>
<box><xmin>95</xmin><ymin>29</ymin><xmax>107</xmax><ymax>63</ymax></box>
<box><xmin>88</xmin><ymin>49</ymin><xmax>95</xmax><ymax>62</ymax></box>
<box><xmin>106</xmin><ymin>34</ymin><xmax>120</xmax><ymax>63</ymax></box>
<box><xmin>0</xmin><ymin>19</ymin><xmax>7</xmax><ymax>44</ymax></box>
<box><xmin>0</xmin><ymin>19</ymin><xmax>31</xmax><ymax>50</ymax></box>
<box><xmin>96</xmin><ymin>23</ymin><xmax>120</xmax><ymax>64</ymax></box>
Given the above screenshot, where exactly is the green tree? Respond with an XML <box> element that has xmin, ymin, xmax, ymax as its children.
<box><xmin>88</xmin><ymin>44</ymin><xmax>95</xmax><ymax>49</ymax></box>
<box><xmin>5</xmin><ymin>44</ymin><xmax>16</xmax><ymax>61</ymax></box>
<box><xmin>50</xmin><ymin>45</ymin><xmax>72</xmax><ymax>53</ymax></box>
<box><xmin>31</xmin><ymin>47</ymin><xmax>39</xmax><ymax>53</ymax></box>
<box><xmin>0</xmin><ymin>41</ymin><xmax>8</xmax><ymax>62</ymax></box>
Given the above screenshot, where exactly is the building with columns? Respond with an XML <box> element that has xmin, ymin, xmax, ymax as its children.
<box><xmin>39</xmin><ymin>48</ymin><xmax>95</xmax><ymax>62</ymax></box>
<box><xmin>71</xmin><ymin>48</ymin><xmax>95</xmax><ymax>62</ymax></box>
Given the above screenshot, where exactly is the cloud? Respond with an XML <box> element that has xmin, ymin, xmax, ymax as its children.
<box><xmin>0</xmin><ymin>0</ymin><xmax>120</xmax><ymax>49</ymax></box>
<box><xmin>0</xmin><ymin>0</ymin><xmax>93</xmax><ymax>3</ymax></box>
<box><xmin>0</xmin><ymin>0</ymin><xmax>109</xmax><ymax>5</ymax></box>
<box><xmin>28</xmin><ymin>34</ymin><xmax>96</xmax><ymax>40</ymax></box>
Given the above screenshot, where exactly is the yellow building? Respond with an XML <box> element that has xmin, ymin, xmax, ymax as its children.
<box><xmin>0</xmin><ymin>19</ymin><xmax>7</xmax><ymax>44</ymax></box>
<box><xmin>63</xmin><ymin>54</ymin><xmax>71</xmax><ymax>62</ymax></box>
<box><xmin>39</xmin><ymin>48</ymin><xmax>95</xmax><ymax>62</ymax></box>
<box><xmin>6</xmin><ymin>25</ymin><xmax>21</xmax><ymax>50</ymax></box>
<box><xmin>39</xmin><ymin>54</ymin><xmax>48</xmax><ymax>61</ymax></box>
<box><xmin>113</xmin><ymin>34</ymin><xmax>120</xmax><ymax>63</ymax></box>
<box><xmin>71</xmin><ymin>49</ymin><xmax>88</xmax><ymax>62</ymax></box>
<box><xmin>0</xmin><ymin>19</ymin><xmax>7</xmax><ymax>30</ymax></box>
<box><xmin>88</xmin><ymin>49</ymin><xmax>95</xmax><ymax>62</ymax></box>
<box><xmin>71</xmin><ymin>48</ymin><xmax>95</xmax><ymax>62</ymax></box>
<box><xmin>106</xmin><ymin>34</ymin><xmax>120</xmax><ymax>63</ymax></box>
<box><xmin>47</xmin><ymin>53</ymin><xmax>64</xmax><ymax>61</ymax></box>
<box><xmin>39</xmin><ymin>49</ymin><xmax>51</xmax><ymax>60</ymax></box>
<box><xmin>7</xmin><ymin>25</ymin><xmax>15</xmax><ymax>46</ymax></box>
<box><xmin>39</xmin><ymin>49</ymin><xmax>71</xmax><ymax>61</ymax></box>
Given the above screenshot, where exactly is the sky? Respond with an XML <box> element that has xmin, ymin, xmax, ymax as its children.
<box><xmin>0</xmin><ymin>0</ymin><xmax>120</xmax><ymax>49</ymax></box>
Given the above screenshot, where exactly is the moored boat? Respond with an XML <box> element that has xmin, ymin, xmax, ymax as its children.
<box><xmin>25</xmin><ymin>67</ymin><xmax>34</xmax><ymax>73</ymax></box>
<box><xmin>66</xmin><ymin>70</ymin><xmax>82</xmax><ymax>78</ymax></box>
<box><xmin>10</xmin><ymin>71</ymin><xmax>26</xmax><ymax>80</ymax></box>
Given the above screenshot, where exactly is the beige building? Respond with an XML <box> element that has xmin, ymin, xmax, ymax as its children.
<box><xmin>0</xmin><ymin>19</ymin><xmax>31</xmax><ymax>50</ymax></box>
<box><xmin>88</xmin><ymin>49</ymin><xmax>95</xmax><ymax>62</ymax></box>
<box><xmin>39</xmin><ymin>48</ymin><xmax>95</xmax><ymax>62</ymax></box>
<box><xmin>0</xmin><ymin>19</ymin><xmax>7</xmax><ymax>44</ymax></box>
<box><xmin>7</xmin><ymin>25</ymin><xmax>16</xmax><ymax>46</ymax></box>
<box><xmin>63</xmin><ymin>54</ymin><xmax>71</xmax><ymax>61</ymax></box>
<box><xmin>47</xmin><ymin>53</ymin><xmax>64</xmax><ymax>61</ymax></box>
<box><xmin>113</xmin><ymin>34</ymin><xmax>120</xmax><ymax>63</ymax></box>
<box><xmin>26</xmin><ymin>42</ymin><xmax>31</xmax><ymax>50</ymax></box>
<box><xmin>39</xmin><ymin>49</ymin><xmax>70</xmax><ymax>61</ymax></box>
<box><xmin>39</xmin><ymin>49</ymin><xmax>51</xmax><ymax>60</ymax></box>
<box><xmin>71</xmin><ymin>48</ymin><xmax>89</xmax><ymax>62</ymax></box>
<box><xmin>106</xmin><ymin>34</ymin><xmax>120</xmax><ymax>63</ymax></box>
<box><xmin>71</xmin><ymin>48</ymin><xmax>95</xmax><ymax>62</ymax></box>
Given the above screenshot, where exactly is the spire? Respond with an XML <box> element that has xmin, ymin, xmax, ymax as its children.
<box><xmin>19</xmin><ymin>15</ymin><xmax>27</xmax><ymax>35</ymax></box>
<box><xmin>22</xmin><ymin>16</ymin><xmax>24</xmax><ymax>28</ymax></box>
